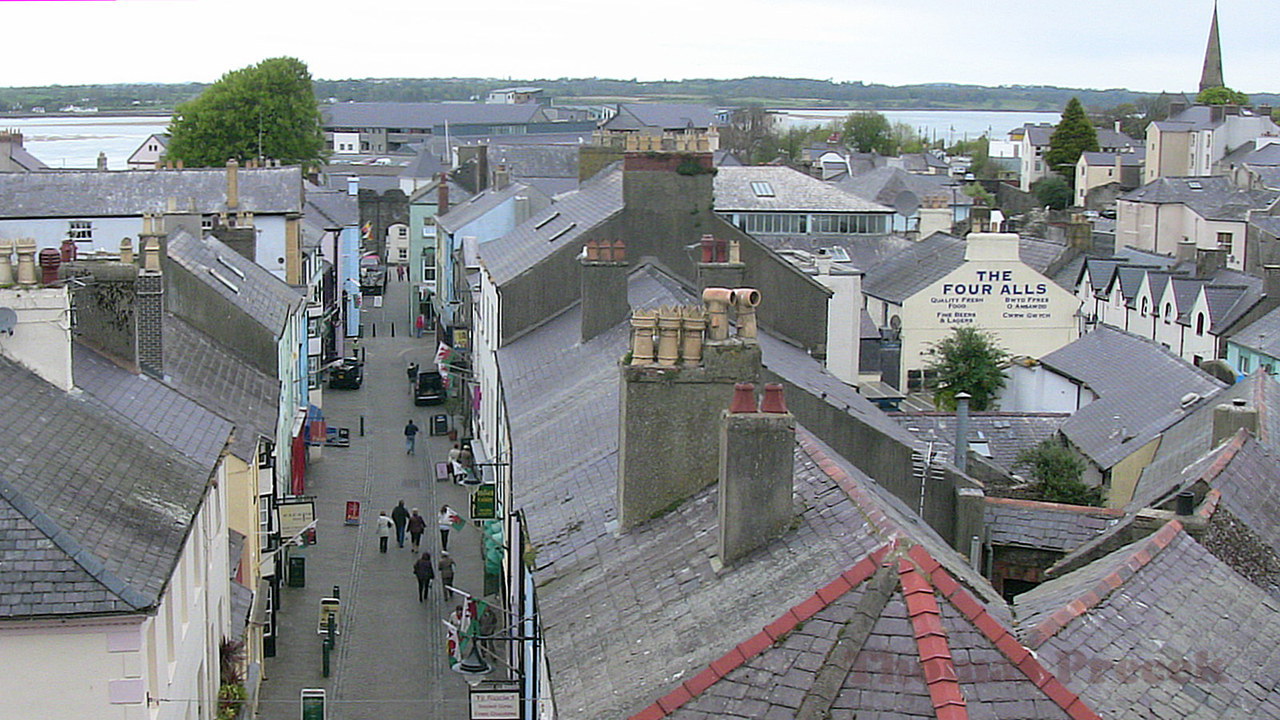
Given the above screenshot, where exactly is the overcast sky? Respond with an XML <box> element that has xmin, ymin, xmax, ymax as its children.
<box><xmin>4</xmin><ymin>0</ymin><xmax>1275</xmax><ymax>94</ymax></box>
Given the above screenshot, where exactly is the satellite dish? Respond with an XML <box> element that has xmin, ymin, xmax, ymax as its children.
<box><xmin>893</xmin><ymin>190</ymin><xmax>920</xmax><ymax>216</ymax></box>
<box><xmin>0</xmin><ymin>307</ymin><xmax>15</xmax><ymax>335</ymax></box>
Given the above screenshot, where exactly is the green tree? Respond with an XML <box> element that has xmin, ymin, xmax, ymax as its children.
<box><xmin>843</xmin><ymin>111</ymin><xmax>896</xmax><ymax>155</ymax></box>
<box><xmin>1044</xmin><ymin>97</ymin><xmax>1098</xmax><ymax>182</ymax></box>
<box><xmin>167</xmin><ymin>57</ymin><xmax>325</xmax><ymax>167</ymax></box>
<box><xmin>1196</xmin><ymin>86</ymin><xmax>1250</xmax><ymax>106</ymax></box>
<box><xmin>924</xmin><ymin>327</ymin><xmax>1009</xmax><ymax>411</ymax></box>
<box><xmin>1032</xmin><ymin>176</ymin><xmax>1072</xmax><ymax>210</ymax></box>
<box><xmin>1015</xmin><ymin>438</ymin><xmax>1101</xmax><ymax>506</ymax></box>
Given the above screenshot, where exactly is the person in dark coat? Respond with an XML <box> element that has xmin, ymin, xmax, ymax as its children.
<box><xmin>404</xmin><ymin>419</ymin><xmax>419</xmax><ymax>455</ymax></box>
<box><xmin>413</xmin><ymin>553</ymin><xmax>435</xmax><ymax>602</ymax></box>
<box><xmin>407</xmin><ymin>508</ymin><xmax>427</xmax><ymax>553</ymax></box>
<box><xmin>391</xmin><ymin>500</ymin><xmax>410</xmax><ymax>548</ymax></box>
<box><xmin>438</xmin><ymin>551</ymin><xmax>456</xmax><ymax>596</ymax></box>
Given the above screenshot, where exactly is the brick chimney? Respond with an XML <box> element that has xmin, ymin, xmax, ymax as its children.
<box><xmin>718</xmin><ymin>383</ymin><xmax>795</xmax><ymax>565</ymax></box>
<box><xmin>696</xmin><ymin>234</ymin><xmax>746</xmax><ymax>291</ymax></box>
<box><xmin>580</xmin><ymin>239</ymin><xmax>630</xmax><ymax>343</ymax></box>
<box><xmin>437</xmin><ymin>174</ymin><xmax>450</xmax><ymax>215</ymax></box>
<box><xmin>226</xmin><ymin>158</ymin><xmax>240</xmax><ymax>210</ymax></box>
<box><xmin>136</xmin><ymin>235</ymin><xmax>165</xmax><ymax>378</ymax></box>
<box><xmin>1213</xmin><ymin>398</ymin><xmax>1257</xmax><ymax>447</ymax></box>
<box><xmin>1196</xmin><ymin>246</ymin><xmax>1227</xmax><ymax>278</ymax></box>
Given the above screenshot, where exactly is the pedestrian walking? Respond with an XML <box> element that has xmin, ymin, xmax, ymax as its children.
<box><xmin>439</xmin><ymin>505</ymin><xmax>462</xmax><ymax>551</ymax></box>
<box><xmin>404</xmin><ymin>419</ymin><xmax>419</xmax><ymax>455</ymax></box>
<box><xmin>415</xmin><ymin>314</ymin><xmax>426</xmax><ymax>338</ymax></box>
<box><xmin>391</xmin><ymin>500</ymin><xmax>410</xmax><ymax>548</ymax></box>
<box><xmin>407</xmin><ymin>508</ymin><xmax>427</xmax><ymax>553</ymax></box>
<box><xmin>438</xmin><ymin>551</ymin><xmax>456</xmax><ymax>596</ymax></box>
<box><xmin>377</xmin><ymin>511</ymin><xmax>394</xmax><ymax>553</ymax></box>
<box><xmin>455</xmin><ymin>444</ymin><xmax>475</xmax><ymax>484</ymax></box>
<box><xmin>413</xmin><ymin>553</ymin><xmax>434</xmax><ymax>602</ymax></box>
<box><xmin>397</xmin><ymin>264</ymin><xmax>406</xmax><ymax>282</ymax></box>
<box><xmin>407</xmin><ymin>362</ymin><xmax>419</xmax><ymax>389</ymax></box>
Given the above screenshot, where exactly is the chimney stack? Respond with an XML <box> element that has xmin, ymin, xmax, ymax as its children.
<box><xmin>696</xmin><ymin>235</ymin><xmax>746</xmax><ymax>291</ymax></box>
<box><xmin>1196</xmin><ymin>246</ymin><xmax>1227</xmax><ymax>278</ymax></box>
<box><xmin>954</xmin><ymin>392</ymin><xmax>971</xmax><ymax>474</ymax></box>
<box><xmin>718</xmin><ymin>383</ymin><xmax>795</xmax><ymax>565</ymax></box>
<box><xmin>1212</xmin><ymin>398</ymin><xmax>1257</xmax><ymax>447</ymax></box>
<box><xmin>494</xmin><ymin>164</ymin><xmax>511</xmax><ymax>191</ymax></box>
<box><xmin>580</xmin><ymin>239</ymin><xmax>630</xmax><ymax>343</ymax></box>
<box><xmin>1263</xmin><ymin>265</ymin><xmax>1280</xmax><ymax>307</ymax></box>
<box><xmin>437</xmin><ymin>174</ymin><xmax>450</xmax><ymax>215</ymax></box>
<box><xmin>226</xmin><ymin>158</ymin><xmax>240</xmax><ymax>210</ymax></box>
<box><xmin>96</xmin><ymin>152</ymin><xmax>107</xmax><ymax>171</ymax></box>
<box><xmin>0</xmin><ymin>240</ymin><xmax>12</xmax><ymax>285</ymax></box>
<box><xmin>119</xmin><ymin>238</ymin><xmax>134</xmax><ymax>265</ymax></box>
<box><xmin>15</xmin><ymin>239</ymin><xmax>37</xmax><ymax>286</ymax></box>
<box><xmin>136</xmin><ymin>236</ymin><xmax>165</xmax><ymax>378</ymax></box>
<box><xmin>1176</xmin><ymin>239</ymin><xmax>1197</xmax><ymax>263</ymax></box>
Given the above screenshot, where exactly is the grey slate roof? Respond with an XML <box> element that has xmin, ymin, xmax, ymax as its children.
<box><xmin>435</xmin><ymin>182</ymin><xmax>546</xmax><ymax>234</ymax></box>
<box><xmin>1080</xmin><ymin>149</ymin><xmax>1144</xmax><ymax>167</ymax></box>
<box><xmin>746</xmin><ymin>233</ymin><xmax>914</xmax><ymax>273</ymax></box>
<box><xmin>835</xmin><ymin>165</ymin><xmax>974</xmax><ymax>208</ymax></box>
<box><xmin>6</xmin><ymin>143</ymin><xmax>48</xmax><ymax>171</ymax></box>
<box><xmin>862</xmin><ymin>232</ymin><xmax>967</xmax><ymax>304</ymax></box>
<box><xmin>1121</xmin><ymin>175</ymin><xmax>1279</xmax><ymax>222</ymax></box>
<box><xmin>167</xmin><ymin>229</ymin><xmax>305</xmax><ymax>337</ymax></box>
<box><xmin>73</xmin><ymin>343</ymin><xmax>232</xmax><ymax>469</ymax></box>
<box><xmin>1023</xmin><ymin>123</ymin><xmax>1055</xmax><ymax>146</ymax></box>
<box><xmin>602</xmin><ymin>103</ymin><xmax>718</xmax><ymax>131</ymax></box>
<box><xmin>486</xmin><ymin>143</ymin><xmax>579</xmax><ymax>179</ymax></box>
<box><xmin>498</xmin><ymin>266</ymin><xmax>1001</xmax><ymax>718</ymax></box>
<box><xmin>481</xmin><ymin>164</ymin><xmax>624</xmax><ymax>286</ymax></box>
<box><xmin>1039</xmin><ymin>325</ymin><xmax>1225</xmax><ymax>469</ymax></box>
<box><xmin>891</xmin><ymin>412</ymin><xmax>1069</xmax><ymax>473</ymax></box>
<box><xmin>322</xmin><ymin>102</ymin><xmax>546</xmax><ymax>130</ymax></box>
<box><xmin>162</xmin><ymin>315</ymin><xmax>280</xmax><ymax>463</ymax></box>
<box><xmin>713</xmin><ymin>166</ymin><xmax>891</xmax><ymax>213</ymax></box>
<box><xmin>0</xmin><ymin>166</ymin><xmax>303</xmax><ymax>217</ymax></box>
<box><xmin>0</xmin><ymin>356</ymin><xmax>216</xmax><ymax>618</ymax></box>
<box><xmin>305</xmin><ymin>184</ymin><xmax>359</xmax><ymax>228</ymax></box>
<box><xmin>1014</xmin><ymin>525</ymin><xmax>1280</xmax><ymax>718</ymax></box>
<box><xmin>1229</xmin><ymin>303</ymin><xmax>1280</xmax><ymax>356</ymax></box>
<box><xmin>984</xmin><ymin>497</ymin><xmax>1119</xmax><ymax>553</ymax></box>
<box><xmin>399</xmin><ymin>149</ymin><xmax>446</xmax><ymax>180</ymax></box>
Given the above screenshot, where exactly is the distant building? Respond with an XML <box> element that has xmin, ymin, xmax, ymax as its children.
<box><xmin>0</xmin><ymin>130</ymin><xmax>47</xmax><ymax>172</ymax></box>
<box><xmin>126</xmin><ymin>132</ymin><xmax>168</xmax><ymax>169</ymax></box>
<box><xmin>1074</xmin><ymin>149</ymin><xmax>1145</xmax><ymax>208</ymax></box>
<box><xmin>1144</xmin><ymin>103</ymin><xmax>1280</xmax><ymax>183</ymax></box>
<box><xmin>484</xmin><ymin>86</ymin><xmax>544</xmax><ymax>104</ymax></box>
<box><xmin>321</xmin><ymin>102</ymin><xmax>592</xmax><ymax>154</ymax></box>
<box><xmin>597</xmin><ymin>103</ymin><xmax>721</xmax><ymax>151</ymax></box>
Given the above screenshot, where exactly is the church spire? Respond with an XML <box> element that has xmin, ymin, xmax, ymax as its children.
<box><xmin>1199</xmin><ymin>1</ymin><xmax>1224</xmax><ymax>91</ymax></box>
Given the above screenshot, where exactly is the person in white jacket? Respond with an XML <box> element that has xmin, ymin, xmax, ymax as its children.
<box><xmin>439</xmin><ymin>505</ymin><xmax>461</xmax><ymax>551</ymax></box>
<box><xmin>377</xmin><ymin>511</ymin><xmax>394</xmax><ymax>553</ymax></box>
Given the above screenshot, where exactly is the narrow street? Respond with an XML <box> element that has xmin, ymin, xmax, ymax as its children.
<box><xmin>257</xmin><ymin>274</ymin><xmax>477</xmax><ymax>719</ymax></box>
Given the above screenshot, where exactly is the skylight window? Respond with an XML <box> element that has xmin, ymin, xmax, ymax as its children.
<box><xmin>217</xmin><ymin>255</ymin><xmax>246</xmax><ymax>279</ymax></box>
<box><xmin>535</xmin><ymin>211</ymin><xmax>561</xmax><ymax>230</ymax></box>
<box><xmin>548</xmin><ymin>222</ymin><xmax>577</xmax><ymax>242</ymax></box>
<box><xmin>208</xmin><ymin>268</ymin><xmax>240</xmax><ymax>294</ymax></box>
<box><xmin>750</xmin><ymin>181</ymin><xmax>775</xmax><ymax>198</ymax></box>
<box><xmin>1187</xmin><ymin>181</ymin><xmax>1203</xmax><ymax>190</ymax></box>
<box><xmin>828</xmin><ymin>247</ymin><xmax>851</xmax><ymax>262</ymax></box>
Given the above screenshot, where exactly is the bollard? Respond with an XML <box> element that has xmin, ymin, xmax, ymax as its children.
<box><xmin>359</xmin><ymin>416</ymin><xmax>365</xmax><ymax>436</ymax></box>
<box><xmin>322</xmin><ymin>641</ymin><xmax>330</xmax><ymax>677</ymax></box>
<box><xmin>333</xmin><ymin>585</ymin><xmax>341</xmax><ymax>599</ymax></box>
<box><xmin>372</xmin><ymin>323</ymin><xmax>378</xmax><ymax>338</ymax></box>
<box><xmin>391</xmin><ymin>323</ymin><xmax>395</xmax><ymax>337</ymax></box>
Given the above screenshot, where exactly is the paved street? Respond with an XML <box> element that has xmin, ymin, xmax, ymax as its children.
<box><xmin>257</xmin><ymin>275</ymin><xmax>477</xmax><ymax>719</ymax></box>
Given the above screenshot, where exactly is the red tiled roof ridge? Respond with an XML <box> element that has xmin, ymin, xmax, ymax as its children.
<box><xmin>1023</xmin><ymin>519</ymin><xmax>1184</xmax><ymax>653</ymax></box>
<box><xmin>912</xmin><ymin>543</ymin><xmax>1103</xmax><ymax>720</ymax></box>
<box><xmin>628</xmin><ymin>544</ymin><xmax>891</xmax><ymax>720</ymax></box>
<box><xmin>1197</xmin><ymin>428</ymin><xmax>1251</xmax><ymax>485</ymax></box>
<box><xmin>1197</xmin><ymin>488</ymin><xmax>1222</xmax><ymax>519</ymax></box>
<box><xmin>796</xmin><ymin>428</ymin><xmax>903</xmax><ymax>540</ymax></box>
<box><xmin>898</xmin><ymin>556</ymin><xmax>969</xmax><ymax>719</ymax></box>
<box><xmin>985</xmin><ymin>496</ymin><xmax>1124</xmax><ymax>516</ymax></box>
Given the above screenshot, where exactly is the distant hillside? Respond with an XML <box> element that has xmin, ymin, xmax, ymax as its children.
<box><xmin>1</xmin><ymin>77</ymin><xmax>1276</xmax><ymax>115</ymax></box>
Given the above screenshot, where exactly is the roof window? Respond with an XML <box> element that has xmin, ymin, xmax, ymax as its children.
<box><xmin>750</xmin><ymin>181</ymin><xmax>775</xmax><ymax>198</ymax></box>
<box><xmin>1187</xmin><ymin>181</ymin><xmax>1203</xmax><ymax>190</ymax></box>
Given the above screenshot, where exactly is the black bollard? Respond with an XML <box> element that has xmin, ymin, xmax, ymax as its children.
<box><xmin>372</xmin><ymin>323</ymin><xmax>378</xmax><ymax>338</ymax></box>
<box><xmin>360</xmin><ymin>416</ymin><xmax>365</xmax><ymax>436</ymax></box>
<box><xmin>333</xmin><ymin>585</ymin><xmax>341</xmax><ymax>599</ymax></box>
<box><xmin>391</xmin><ymin>323</ymin><xmax>396</xmax><ymax>337</ymax></box>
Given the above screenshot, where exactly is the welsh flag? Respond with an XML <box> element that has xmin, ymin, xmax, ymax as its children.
<box><xmin>435</xmin><ymin>341</ymin><xmax>453</xmax><ymax>374</ymax></box>
<box><xmin>444</xmin><ymin>598</ymin><xmax>485</xmax><ymax>666</ymax></box>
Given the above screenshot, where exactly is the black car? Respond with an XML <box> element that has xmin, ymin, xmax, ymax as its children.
<box><xmin>414</xmin><ymin>370</ymin><xmax>446</xmax><ymax>405</ymax></box>
<box><xmin>328</xmin><ymin>359</ymin><xmax>364</xmax><ymax>389</ymax></box>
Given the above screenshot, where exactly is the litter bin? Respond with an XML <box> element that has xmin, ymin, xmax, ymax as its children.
<box><xmin>288</xmin><ymin>555</ymin><xmax>306</xmax><ymax>588</ymax></box>
<box><xmin>431</xmin><ymin>414</ymin><xmax>449</xmax><ymax>436</ymax></box>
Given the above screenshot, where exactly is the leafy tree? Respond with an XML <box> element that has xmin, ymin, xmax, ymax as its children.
<box><xmin>1044</xmin><ymin>97</ymin><xmax>1098</xmax><ymax>182</ymax></box>
<box><xmin>891</xmin><ymin>121</ymin><xmax>927</xmax><ymax>154</ymax></box>
<box><xmin>924</xmin><ymin>327</ymin><xmax>1009</xmax><ymax>411</ymax></box>
<box><xmin>1196</xmin><ymin>86</ymin><xmax>1250</xmax><ymax>106</ymax></box>
<box><xmin>1032</xmin><ymin>176</ymin><xmax>1072</xmax><ymax>210</ymax></box>
<box><xmin>1015</xmin><ymin>438</ymin><xmax>1101</xmax><ymax>506</ymax></box>
<box><xmin>843</xmin><ymin>111</ymin><xmax>896</xmax><ymax>155</ymax></box>
<box><xmin>167</xmin><ymin>57</ymin><xmax>325</xmax><ymax>167</ymax></box>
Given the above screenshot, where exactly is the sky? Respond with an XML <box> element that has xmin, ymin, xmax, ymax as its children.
<box><xmin>3</xmin><ymin>0</ymin><xmax>1277</xmax><ymax>94</ymax></box>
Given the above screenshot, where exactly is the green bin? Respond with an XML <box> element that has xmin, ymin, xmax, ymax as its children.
<box><xmin>288</xmin><ymin>555</ymin><xmax>306</xmax><ymax>587</ymax></box>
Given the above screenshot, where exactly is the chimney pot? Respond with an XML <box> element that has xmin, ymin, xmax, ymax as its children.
<box><xmin>38</xmin><ymin>248</ymin><xmax>61</xmax><ymax>286</ymax></box>
<box><xmin>0</xmin><ymin>240</ymin><xmax>13</xmax><ymax>285</ymax></box>
<box><xmin>15</xmin><ymin>239</ymin><xmax>38</xmax><ymax>286</ymax></box>
<box><xmin>729</xmin><ymin>383</ymin><xmax>758</xmax><ymax>413</ymax></box>
<box><xmin>119</xmin><ymin>238</ymin><xmax>134</xmax><ymax>265</ymax></box>
<box><xmin>760</xmin><ymin>383</ymin><xmax>788</xmax><ymax>413</ymax></box>
<box><xmin>59</xmin><ymin>238</ymin><xmax>77</xmax><ymax>263</ymax></box>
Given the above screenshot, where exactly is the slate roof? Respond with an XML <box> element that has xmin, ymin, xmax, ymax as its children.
<box><xmin>714</xmin><ymin>166</ymin><xmax>891</xmax><ymax>213</ymax></box>
<box><xmin>1079</xmin><ymin>150</ymin><xmax>1144</xmax><ymax>167</ymax></box>
<box><xmin>1038</xmin><ymin>325</ymin><xmax>1225</xmax><ymax>469</ymax></box>
<box><xmin>984</xmin><ymin>498</ymin><xmax>1120</xmax><ymax>553</ymax></box>
<box><xmin>73</xmin><ymin>343</ymin><xmax>232</xmax><ymax>469</ymax></box>
<box><xmin>1023</xmin><ymin>124</ymin><xmax>1055</xmax><ymax>147</ymax></box>
<box><xmin>481</xmin><ymin>164</ymin><xmax>624</xmax><ymax>286</ymax></box>
<box><xmin>435</xmin><ymin>181</ymin><xmax>543</xmax><ymax>234</ymax></box>
<box><xmin>499</xmin><ymin>266</ymin><xmax>1006</xmax><ymax>718</ymax></box>
<box><xmin>1120</xmin><ymin>176</ymin><xmax>1279</xmax><ymax>222</ymax></box>
<box><xmin>304</xmin><ymin>184</ymin><xmax>359</xmax><ymax>228</ymax></box>
<box><xmin>167</xmin><ymin>230</ymin><xmax>305</xmax><ymax>336</ymax></box>
<box><xmin>1094</xmin><ymin>128</ymin><xmax>1139</xmax><ymax>150</ymax></box>
<box><xmin>602</xmin><ymin>103</ymin><xmax>719</xmax><ymax>131</ymax></box>
<box><xmin>835</xmin><ymin>166</ymin><xmax>974</xmax><ymax>208</ymax></box>
<box><xmin>0</xmin><ymin>356</ymin><xmax>217</xmax><ymax>618</ymax></box>
<box><xmin>162</xmin><ymin>314</ymin><xmax>280</xmax><ymax>463</ymax></box>
<box><xmin>399</xmin><ymin>149</ymin><xmax>447</xmax><ymax>180</ymax></box>
<box><xmin>863</xmin><ymin>233</ymin><xmax>1067</xmax><ymax>305</ymax></box>
<box><xmin>745</xmin><ymin>234</ymin><xmax>914</xmax><ymax>274</ymax></box>
<box><xmin>1229</xmin><ymin>303</ymin><xmax>1280</xmax><ymax>356</ymax></box>
<box><xmin>322</xmin><ymin>102</ymin><xmax>546</xmax><ymax>130</ymax></box>
<box><xmin>487</xmin><ymin>143</ymin><xmax>579</xmax><ymax>179</ymax></box>
<box><xmin>890</xmin><ymin>412</ymin><xmax>1069</xmax><ymax>473</ymax></box>
<box><xmin>5</xmin><ymin>143</ymin><xmax>48</xmax><ymax>171</ymax></box>
<box><xmin>1014</xmin><ymin>521</ymin><xmax>1280</xmax><ymax>718</ymax></box>
<box><xmin>0</xmin><ymin>166</ymin><xmax>303</xmax><ymax>217</ymax></box>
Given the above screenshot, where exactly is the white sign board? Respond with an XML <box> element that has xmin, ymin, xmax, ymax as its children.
<box><xmin>469</xmin><ymin>689</ymin><xmax>520</xmax><ymax>719</ymax></box>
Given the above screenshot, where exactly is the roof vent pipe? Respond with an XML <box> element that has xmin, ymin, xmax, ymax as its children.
<box><xmin>1176</xmin><ymin>490</ymin><xmax>1195</xmax><ymax>516</ymax></box>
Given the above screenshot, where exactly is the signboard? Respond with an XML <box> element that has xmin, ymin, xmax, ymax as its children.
<box><xmin>453</xmin><ymin>327</ymin><xmax>470</xmax><ymax>350</ymax></box>
<box><xmin>471</xmin><ymin>485</ymin><xmax>497</xmax><ymax>520</ymax></box>
<box><xmin>344</xmin><ymin>501</ymin><xmax>361</xmax><ymax>526</ymax></box>
<box><xmin>278</xmin><ymin>501</ymin><xmax>316</xmax><ymax>544</ymax></box>
<box><xmin>469</xmin><ymin>688</ymin><xmax>520</xmax><ymax>719</ymax></box>
<box><xmin>318</xmin><ymin>597</ymin><xmax>341</xmax><ymax>635</ymax></box>
<box><xmin>300</xmin><ymin>689</ymin><xmax>325</xmax><ymax>720</ymax></box>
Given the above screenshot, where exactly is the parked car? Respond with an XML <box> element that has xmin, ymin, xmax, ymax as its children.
<box><xmin>328</xmin><ymin>359</ymin><xmax>363</xmax><ymax>389</ymax></box>
<box><xmin>414</xmin><ymin>370</ymin><xmax>446</xmax><ymax>405</ymax></box>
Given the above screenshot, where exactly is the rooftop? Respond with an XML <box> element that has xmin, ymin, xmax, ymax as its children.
<box><xmin>714</xmin><ymin>166</ymin><xmax>891</xmax><ymax>214</ymax></box>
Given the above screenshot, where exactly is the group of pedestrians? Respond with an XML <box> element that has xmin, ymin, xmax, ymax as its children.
<box><xmin>377</xmin><ymin>500</ymin><xmax>464</xmax><ymax>603</ymax></box>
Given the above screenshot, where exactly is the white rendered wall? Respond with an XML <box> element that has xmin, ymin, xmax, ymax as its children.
<box><xmin>0</xmin><ymin>286</ymin><xmax>72</xmax><ymax>391</ymax></box>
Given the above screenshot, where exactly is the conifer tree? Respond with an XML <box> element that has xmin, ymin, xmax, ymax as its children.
<box><xmin>1044</xmin><ymin>97</ymin><xmax>1098</xmax><ymax>184</ymax></box>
